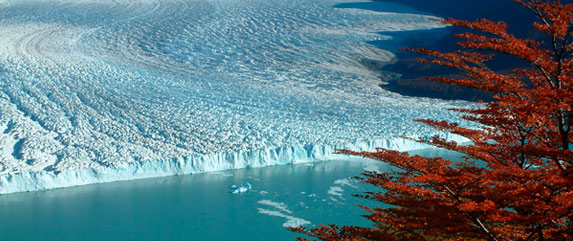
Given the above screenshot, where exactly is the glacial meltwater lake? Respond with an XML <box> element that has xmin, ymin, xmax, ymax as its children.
<box><xmin>0</xmin><ymin>148</ymin><xmax>463</xmax><ymax>241</ymax></box>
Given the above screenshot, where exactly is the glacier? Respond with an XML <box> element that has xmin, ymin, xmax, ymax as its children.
<box><xmin>0</xmin><ymin>0</ymin><xmax>472</xmax><ymax>194</ymax></box>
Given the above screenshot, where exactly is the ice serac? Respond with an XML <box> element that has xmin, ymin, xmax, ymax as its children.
<box><xmin>0</xmin><ymin>0</ymin><xmax>475</xmax><ymax>194</ymax></box>
<box><xmin>0</xmin><ymin>134</ymin><xmax>468</xmax><ymax>194</ymax></box>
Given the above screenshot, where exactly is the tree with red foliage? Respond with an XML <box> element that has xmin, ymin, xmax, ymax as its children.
<box><xmin>292</xmin><ymin>0</ymin><xmax>572</xmax><ymax>240</ymax></box>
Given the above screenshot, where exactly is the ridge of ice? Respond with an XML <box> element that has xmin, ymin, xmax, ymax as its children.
<box><xmin>0</xmin><ymin>134</ymin><xmax>468</xmax><ymax>194</ymax></box>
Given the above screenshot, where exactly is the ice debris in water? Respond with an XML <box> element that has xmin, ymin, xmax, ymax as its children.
<box><xmin>230</xmin><ymin>182</ymin><xmax>252</xmax><ymax>194</ymax></box>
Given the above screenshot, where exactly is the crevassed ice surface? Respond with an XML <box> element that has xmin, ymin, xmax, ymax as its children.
<box><xmin>0</xmin><ymin>0</ymin><xmax>466</xmax><ymax>193</ymax></box>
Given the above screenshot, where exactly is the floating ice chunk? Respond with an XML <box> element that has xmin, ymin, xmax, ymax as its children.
<box><xmin>232</xmin><ymin>187</ymin><xmax>248</xmax><ymax>194</ymax></box>
<box><xmin>257</xmin><ymin>199</ymin><xmax>310</xmax><ymax>227</ymax></box>
<box><xmin>257</xmin><ymin>208</ymin><xmax>311</xmax><ymax>228</ymax></box>
<box><xmin>363</xmin><ymin>160</ymin><xmax>382</xmax><ymax>173</ymax></box>
<box><xmin>230</xmin><ymin>182</ymin><xmax>252</xmax><ymax>194</ymax></box>
<box><xmin>283</xmin><ymin>218</ymin><xmax>311</xmax><ymax>228</ymax></box>
<box><xmin>328</xmin><ymin>186</ymin><xmax>344</xmax><ymax>197</ymax></box>
<box><xmin>258</xmin><ymin>199</ymin><xmax>292</xmax><ymax>214</ymax></box>
<box><xmin>328</xmin><ymin>186</ymin><xmax>345</xmax><ymax>201</ymax></box>
<box><xmin>333</xmin><ymin>177</ymin><xmax>358</xmax><ymax>188</ymax></box>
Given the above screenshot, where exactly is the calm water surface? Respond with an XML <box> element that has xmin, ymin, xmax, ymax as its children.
<box><xmin>0</xmin><ymin>148</ymin><xmax>462</xmax><ymax>241</ymax></box>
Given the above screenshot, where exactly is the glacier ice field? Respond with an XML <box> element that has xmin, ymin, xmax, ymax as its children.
<box><xmin>0</xmin><ymin>0</ymin><xmax>470</xmax><ymax>194</ymax></box>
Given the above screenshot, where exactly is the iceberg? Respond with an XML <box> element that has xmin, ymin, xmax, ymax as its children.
<box><xmin>0</xmin><ymin>0</ymin><xmax>475</xmax><ymax>194</ymax></box>
<box><xmin>230</xmin><ymin>182</ymin><xmax>252</xmax><ymax>194</ymax></box>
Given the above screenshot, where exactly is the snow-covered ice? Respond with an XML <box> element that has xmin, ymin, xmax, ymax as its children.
<box><xmin>0</xmin><ymin>0</ymin><xmax>470</xmax><ymax>194</ymax></box>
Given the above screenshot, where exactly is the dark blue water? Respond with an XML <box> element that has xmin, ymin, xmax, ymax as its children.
<box><xmin>364</xmin><ymin>0</ymin><xmax>539</xmax><ymax>101</ymax></box>
<box><xmin>0</xmin><ymin>148</ymin><xmax>463</xmax><ymax>241</ymax></box>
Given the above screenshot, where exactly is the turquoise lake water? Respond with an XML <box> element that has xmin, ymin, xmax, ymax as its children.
<box><xmin>0</xmin><ymin>148</ymin><xmax>463</xmax><ymax>241</ymax></box>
